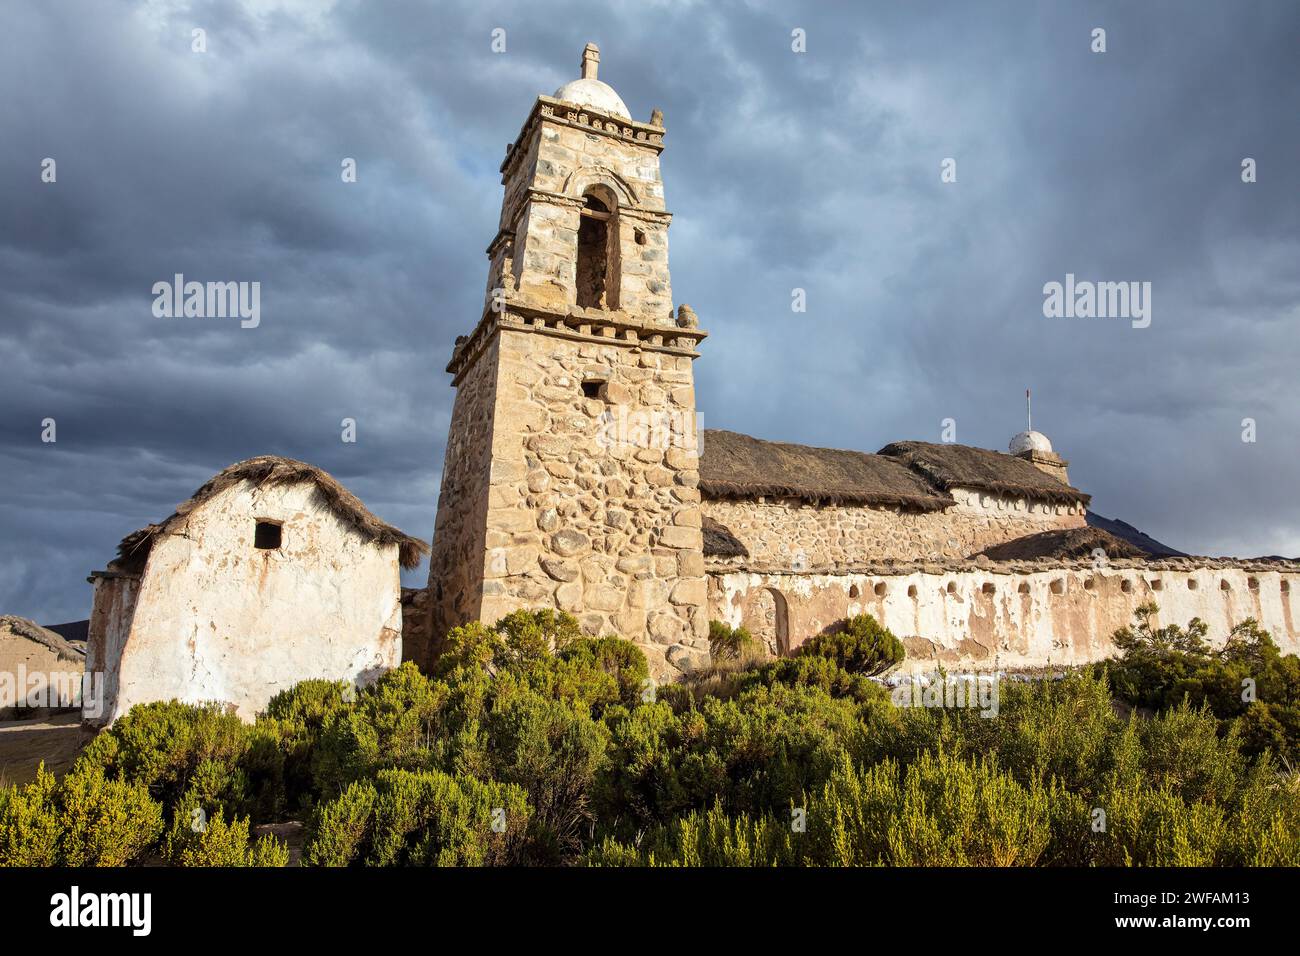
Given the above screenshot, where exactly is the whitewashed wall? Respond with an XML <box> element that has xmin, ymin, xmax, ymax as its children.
<box><xmin>95</xmin><ymin>481</ymin><xmax>402</xmax><ymax>723</ymax></box>
<box><xmin>710</xmin><ymin>564</ymin><xmax>1300</xmax><ymax>673</ymax></box>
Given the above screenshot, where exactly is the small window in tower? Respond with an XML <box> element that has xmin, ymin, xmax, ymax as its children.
<box><xmin>254</xmin><ymin>521</ymin><xmax>282</xmax><ymax>550</ymax></box>
<box><xmin>581</xmin><ymin>379</ymin><xmax>606</xmax><ymax>400</ymax></box>
<box><xmin>634</xmin><ymin>228</ymin><xmax>647</xmax><ymax>245</ymax></box>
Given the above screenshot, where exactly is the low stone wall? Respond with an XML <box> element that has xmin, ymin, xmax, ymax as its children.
<box><xmin>709</xmin><ymin>559</ymin><xmax>1300</xmax><ymax>673</ymax></box>
<box><xmin>702</xmin><ymin>488</ymin><xmax>1084</xmax><ymax>569</ymax></box>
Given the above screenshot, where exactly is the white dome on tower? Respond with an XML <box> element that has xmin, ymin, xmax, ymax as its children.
<box><xmin>1009</xmin><ymin>430</ymin><xmax>1053</xmax><ymax>455</ymax></box>
<box><xmin>553</xmin><ymin>42</ymin><xmax>631</xmax><ymax>120</ymax></box>
<box><xmin>553</xmin><ymin>77</ymin><xmax>630</xmax><ymax>119</ymax></box>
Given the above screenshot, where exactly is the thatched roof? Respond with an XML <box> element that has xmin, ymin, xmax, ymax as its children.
<box><xmin>699</xmin><ymin>430</ymin><xmax>952</xmax><ymax>510</ymax></box>
<box><xmin>702</xmin><ymin>516</ymin><xmax>749</xmax><ymax>559</ymax></box>
<box><xmin>114</xmin><ymin>456</ymin><xmax>429</xmax><ymax>571</ymax></box>
<box><xmin>878</xmin><ymin>441</ymin><xmax>1090</xmax><ymax>506</ymax></box>
<box><xmin>0</xmin><ymin>616</ymin><xmax>85</xmax><ymax>663</ymax></box>
<box><xmin>974</xmin><ymin>527</ymin><xmax>1146</xmax><ymax>562</ymax></box>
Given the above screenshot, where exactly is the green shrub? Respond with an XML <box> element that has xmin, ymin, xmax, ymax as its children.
<box><xmin>311</xmin><ymin>663</ymin><xmax>444</xmax><ymax>797</ymax></box>
<box><xmin>592</xmin><ymin>751</ymin><xmax>1058</xmax><ymax>867</ymax></box>
<box><xmin>299</xmin><ymin>779</ymin><xmax>377</xmax><ymax>866</ymax></box>
<box><xmin>1100</xmin><ymin>605</ymin><xmax>1300</xmax><ymax>765</ymax></box>
<box><xmin>799</xmin><ymin>615</ymin><xmax>905</xmax><ymax>677</ymax></box>
<box><xmin>733</xmin><ymin>655</ymin><xmax>887</xmax><ymax>704</ymax></box>
<box><xmin>12</xmin><ymin>601</ymin><xmax>1299</xmax><ymax>869</ymax></box>
<box><xmin>552</xmin><ymin>636</ymin><xmax>650</xmax><ymax>711</ymax></box>
<box><xmin>0</xmin><ymin>768</ymin><xmax>62</xmax><ymax>865</ymax></box>
<box><xmin>262</xmin><ymin>679</ymin><xmax>352</xmax><ymax>809</ymax></box>
<box><xmin>484</xmin><ymin>686</ymin><xmax>609</xmax><ymax>863</ymax></box>
<box><xmin>75</xmin><ymin>701</ymin><xmax>247</xmax><ymax>804</ymax></box>
<box><xmin>164</xmin><ymin>794</ymin><xmax>288</xmax><ymax>867</ymax></box>
<box><xmin>594</xmin><ymin>682</ymin><xmax>865</xmax><ymax>835</ymax></box>
<box><xmin>587</xmin><ymin>803</ymin><xmax>796</xmax><ymax>867</ymax></box>
<box><xmin>808</xmin><ymin>751</ymin><xmax>1056</xmax><ymax>866</ymax></box>
<box><xmin>74</xmin><ymin>699</ymin><xmax>284</xmax><ymax>820</ymax></box>
<box><xmin>302</xmin><ymin>768</ymin><xmax>530</xmax><ymax>866</ymax></box>
<box><xmin>0</xmin><ymin>766</ymin><xmax>164</xmax><ymax>867</ymax></box>
<box><xmin>708</xmin><ymin>621</ymin><xmax>760</xmax><ymax>663</ymax></box>
<box><xmin>434</xmin><ymin>609</ymin><xmax>582</xmax><ymax>679</ymax></box>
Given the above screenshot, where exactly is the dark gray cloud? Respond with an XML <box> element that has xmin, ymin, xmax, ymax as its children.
<box><xmin>3</xmin><ymin>0</ymin><xmax>1298</xmax><ymax>623</ymax></box>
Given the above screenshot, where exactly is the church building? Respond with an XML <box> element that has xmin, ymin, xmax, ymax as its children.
<box><xmin>417</xmin><ymin>44</ymin><xmax>1300</xmax><ymax>677</ymax></box>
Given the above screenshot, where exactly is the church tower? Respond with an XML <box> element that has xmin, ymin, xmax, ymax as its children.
<box><xmin>425</xmin><ymin>43</ymin><xmax>709</xmax><ymax>677</ymax></box>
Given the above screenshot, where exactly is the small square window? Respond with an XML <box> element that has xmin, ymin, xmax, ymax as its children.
<box><xmin>254</xmin><ymin>521</ymin><xmax>282</xmax><ymax>550</ymax></box>
<box><xmin>581</xmin><ymin>379</ymin><xmax>606</xmax><ymax>400</ymax></box>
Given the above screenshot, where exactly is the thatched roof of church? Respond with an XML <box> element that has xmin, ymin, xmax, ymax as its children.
<box><xmin>0</xmin><ymin>616</ymin><xmax>85</xmax><ymax>663</ymax></box>
<box><xmin>878</xmin><ymin>441</ymin><xmax>1090</xmax><ymax>506</ymax></box>
<box><xmin>699</xmin><ymin>430</ymin><xmax>952</xmax><ymax>510</ymax></box>
<box><xmin>702</xmin><ymin>516</ymin><xmax>749</xmax><ymax>559</ymax></box>
<box><xmin>114</xmin><ymin>456</ymin><xmax>429</xmax><ymax>572</ymax></box>
<box><xmin>974</xmin><ymin>527</ymin><xmax>1145</xmax><ymax>562</ymax></box>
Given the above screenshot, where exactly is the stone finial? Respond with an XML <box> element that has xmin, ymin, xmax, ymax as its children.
<box><xmin>650</xmin><ymin>108</ymin><xmax>664</xmax><ymax>127</ymax></box>
<box><xmin>581</xmin><ymin>42</ymin><xmax>600</xmax><ymax>80</ymax></box>
<box><xmin>676</xmin><ymin>304</ymin><xmax>698</xmax><ymax>329</ymax></box>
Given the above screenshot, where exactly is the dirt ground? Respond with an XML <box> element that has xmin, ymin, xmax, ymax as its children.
<box><xmin>0</xmin><ymin>713</ymin><xmax>93</xmax><ymax>787</ymax></box>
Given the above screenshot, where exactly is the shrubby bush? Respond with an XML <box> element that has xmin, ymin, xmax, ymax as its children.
<box><xmin>589</xmin><ymin>752</ymin><xmax>1058</xmax><ymax>867</ymax></box>
<box><xmin>302</xmin><ymin>768</ymin><xmax>529</xmax><ymax>866</ymax></box>
<box><xmin>164</xmin><ymin>794</ymin><xmax>289</xmax><ymax>867</ymax></box>
<box><xmin>1099</xmin><ymin>603</ymin><xmax>1300</xmax><ymax>765</ymax></box>
<box><xmin>707</xmin><ymin>620</ymin><xmax>760</xmax><ymax>663</ymax></box>
<box><xmin>0</xmin><ymin>766</ymin><xmax>163</xmax><ymax>866</ymax></box>
<box><xmin>76</xmin><ymin>700</ymin><xmax>284</xmax><ymax>821</ymax></box>
<box><xmin>5</xmin><ymin>604</ymin><xmax>1299</xmax><ymax>868</ymax></box>
<box><xmin>799</xmin><ymin>614</ymin><xmax>905</xmax><ymax>677</ymax></box>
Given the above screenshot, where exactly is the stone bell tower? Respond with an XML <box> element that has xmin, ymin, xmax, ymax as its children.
<box><xmin>425</xmin><ymin>43</ymin><xmax>709</xmax><ymax>678</ymax></box>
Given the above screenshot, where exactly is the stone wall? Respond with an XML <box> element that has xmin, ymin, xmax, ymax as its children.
<box><xmin>474</xmin><ymin>324</ymin><xmax>707</xmax><ymax>677</ymax></box>
<box><xmin>709</xmin><ymin>559</ymin><xmax>1300</xmax><ymax>673</ymax></box>
<box><xmin>428</xmin><ymin>86</ymin><xmax>707</xmax><ymax>678</ymax></box>
<box><xmin>703</xmin><ymin>487</ymin><xmax>1085</xmax><ymax>570</ymax></box>
<box><xmin>400</xmin><ymin>587</ymin><xmax>434</xmax><ymax>669</ymax></box>
<box><xmin>425</xmin><ymin>336</ymin><xmax>501</xmax><ymax>665</ymax></box>
<box><xmin>92</xmin><ymin>481</ymin><xmax>403</xmax><ymax>724</ymax></box>
<box><xmin>494</xmin><ymin>98</ymin><xmax>674</xmax><ymax>324</ymax></box>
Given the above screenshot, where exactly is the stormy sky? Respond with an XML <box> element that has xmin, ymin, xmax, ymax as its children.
<box><xmin>3</xmin><ymin>0</ymin><xmax>1298</xmax><ymax>624</ymax></box>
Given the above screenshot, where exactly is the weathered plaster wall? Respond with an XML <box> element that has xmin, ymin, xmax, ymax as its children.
<box><xmin>703</xmin><ymin>487</ymin><xmax>1085</xmax><ymax>569</ymax></box>
<box><xmin>710</xmin><ymin>561</ymin><xmax>1300</xmax><ymax>673</ymax></box>
<box><xmin>0</xmin><ymin>636</ymin><xmax>83</xmax><ymax>719</ymax></box>
<box><xmin>85</xmin><ymin>572</ymin><xmax>139</xmax><ymax>722</ymax></box>
<box><xmin>98</xmin><ymin>481</ymin><xmax>402</xmax><ymax>724</ymax></box>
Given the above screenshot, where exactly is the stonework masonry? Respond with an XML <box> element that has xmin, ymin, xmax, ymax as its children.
<box><xmin>423</xmin><ymin>44</ymin><xmax>1300</xmax><ymax>681</ymax></box>
<box><xmin>703</xmin><ymin>489</ymin><xmax>1085</xmax><ymax>571</ymax></box>
<box><xmin>423</xmin><ymin>335</ymin><xmax>501</xmax><ymax>667</ymax></box>
<box><xmin>427</xmin><ymin>46</ymin><xmax>709</xmax><ymax>677</ymax></box>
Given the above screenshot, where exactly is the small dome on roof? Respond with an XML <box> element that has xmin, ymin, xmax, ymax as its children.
<box><xmin>553</xmin><ymin>77</ymin><xmax>630</xmax><ymax>119</ymax></box>
<box><xmin>552</xmin><ymin>43</ymin><xmax>630</xmax><ymax>120</ymax></box>
<box><xmin>1010</xmin><ymin>430</ymin><xmax>1053</xmax><ymax>455</ymax></box>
